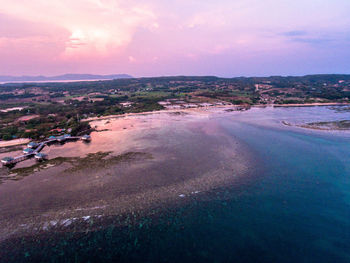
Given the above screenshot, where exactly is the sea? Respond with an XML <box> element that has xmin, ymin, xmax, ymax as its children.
<box><xmin>1</xmin><ymin>106</ymin><xmax>350</xmax><ymax>262</ymax></box>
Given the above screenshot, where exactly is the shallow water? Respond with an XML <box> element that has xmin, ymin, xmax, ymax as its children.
<box><xmin>1</xmin><ymin>106</ymin><xmax>350</xmax><ymax>262</ymax></box>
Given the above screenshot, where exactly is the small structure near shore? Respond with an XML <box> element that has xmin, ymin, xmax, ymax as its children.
<box><xmin>23</xmin><ymin>148</ymin><xmax>34</xmax><ymax>154</ymax></box>
<box><xmin>57</xmin><ymin>134</ymin><xmax>73</xmax><ymax>143</ymax></box>
<box><xmin>27</xmin><ymin>142</ymin><xmax>39</xmax><ymax>149</ymax></box>
<box><xmin>1</xmin><ymin>134</ymin><xmax>92</xmax><ymax>167</ymax></box>
<box><xmin>34</xmin><ymin>153</ymin><xmax>48</xmax><ymax>161</ymax></box>
<box><xmin>1</xmin><ymin>157</ymin><xmax>14</xmax><ymax>166</ymax></box>
<box><xmin>81</xmin><ymin>135</ymin><xmax>91</xmax><ymax>142</ymax></box>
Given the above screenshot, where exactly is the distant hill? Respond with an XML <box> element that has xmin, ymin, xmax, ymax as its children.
<box><xmin>0</xmin><ymin>74</ymin><xmax>132</xmax><ymax>82</ymax></box>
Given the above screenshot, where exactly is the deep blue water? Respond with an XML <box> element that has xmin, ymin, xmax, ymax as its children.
<box><xmin>2</xmin><ymin>106</ymin><xmax>350</xmax><ymax>262</ymax></box>
<box><xmin>218</xmin><ymin>116</ymin><xmax>350</xmax><ymax>262</ymax></box>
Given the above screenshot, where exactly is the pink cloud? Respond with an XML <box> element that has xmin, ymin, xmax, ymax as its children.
<box><xmin>1</xmin><ymin>0</ymin><xmax>158</xmax><ymax>58</ymax></box>
<box><xmin>0</xmin><ymin>0</ymin><xmax>349</xmax><ymax>76</ymax></box>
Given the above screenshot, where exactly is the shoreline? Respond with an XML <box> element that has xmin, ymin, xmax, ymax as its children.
<box><xmin>83</xmin><ymin>102</ymin><xmax>350</xmax><ymax>122</ymax></box>
<box><xmin>2</xmin><ymin>102</ymin><xmax>349</xmax><ymax>147</ymax></box>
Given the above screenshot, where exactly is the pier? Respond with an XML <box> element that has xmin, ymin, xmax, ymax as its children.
<box><xmin>1</xmin><ymin>135</ymin><xmax>89</xmax><ymax>166</ymax></box>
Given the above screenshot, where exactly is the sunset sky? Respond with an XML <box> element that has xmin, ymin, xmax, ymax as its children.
<box><xmin>0</xmin><ymin>0</ymin><xmax>349</xmax><ymax>77</ymax></box>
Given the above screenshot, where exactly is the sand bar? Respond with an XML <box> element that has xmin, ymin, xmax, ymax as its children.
<box><xmin>0</xmin><ymin>138</ymin><xmax>30</xmax><ymax>148</ymax></box>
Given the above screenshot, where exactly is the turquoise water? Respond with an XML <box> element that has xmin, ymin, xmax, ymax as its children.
<box><xmin>1</xmin><ymin>106</ymin><xmax>350</xmax><ymax>262</ymax></box>
<box><xmin>219</xmin><ymin>117</ymin><xmax>350</xmax><ymax>262</ymax></box>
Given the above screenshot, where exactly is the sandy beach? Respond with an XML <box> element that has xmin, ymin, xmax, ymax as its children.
<box><xmin>83</xmin><ymin>102</ymin><xmax>350</xmax><ymax>123</ymax></box>
<box><xmin>0</xmin><ymin>138</ymin><xmax>30</xmax><ymax>148</ymax></box>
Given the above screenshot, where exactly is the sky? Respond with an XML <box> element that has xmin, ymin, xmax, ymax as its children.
<box><xmin>0</xmin><ymin>0</ymin><xmax>349</xmax><ymax>77</ymax></box>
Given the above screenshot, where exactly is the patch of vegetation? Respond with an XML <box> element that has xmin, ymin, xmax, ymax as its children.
<box><xmin>7</xmin><ymin>157</ymin><xmax>71</xmax><ymax>178</ymax></box>
<box><xmin>66</xmin><ymin>151</ymin><xmax>152</xmax><ymax>173</ymax></box>
<box><xmin>300</xmin><ymin>120</ymin><xmax>350</xmax><ymax>130</ymax></box>
<box><xmin>1</xmin><ymin>151</ymin><xmax>153</xmax><ymax>182</ymax></box>
<box><xmin>329</xmin><ymin>106</ymin><xmax>350</xmax><ymax>112</ymax></box>
<box><xmin>1</xmin><ymin>74</ymin><xmax>350</xmax><ymax>140</ymax></box>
